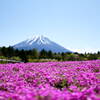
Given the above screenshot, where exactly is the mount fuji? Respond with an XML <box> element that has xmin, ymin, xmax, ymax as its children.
<box><xmin>13</xmin><ymin>35</ymin><xmax>72</xmax><ymax>53</ymax></box>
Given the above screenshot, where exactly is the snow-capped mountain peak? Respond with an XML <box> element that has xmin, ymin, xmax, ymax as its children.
<box><xmin>26</xmin><ymin>35</ymin><xmax>50</xmax><ymax>45</ymax></box>
<box><xmin>13</xmin><ymin>35</ymin><xmax>72</xmax><ymax>53</ymax></box>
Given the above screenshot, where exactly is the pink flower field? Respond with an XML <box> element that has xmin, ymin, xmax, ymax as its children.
<box><xmin>0</xmin><ymin>60</ymin><xmax>100</xmax><ymax>100</ymax></box>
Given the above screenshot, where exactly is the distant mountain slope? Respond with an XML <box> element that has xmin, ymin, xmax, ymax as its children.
<box><xmin>13</xmin><ymin>35</ymin><xmax>72</xmax><ymax>53</ymax></box>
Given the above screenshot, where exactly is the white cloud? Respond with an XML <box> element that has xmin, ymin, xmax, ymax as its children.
<box><xmin>68</xmin><ymin>48</ymin><xmax>100</xmax><ymax>53</ymax></box>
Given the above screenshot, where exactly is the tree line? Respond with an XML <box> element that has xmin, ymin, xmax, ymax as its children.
<box><xmin>0</xmin><ymin>46</ymin><xmax>100</xmax><ymax>63</ymax></box>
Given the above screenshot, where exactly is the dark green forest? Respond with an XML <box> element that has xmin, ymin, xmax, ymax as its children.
<box><xmin>0</xmin><ymin>46</ymin><xmax>100</xmax><ymax>63</ymax></box>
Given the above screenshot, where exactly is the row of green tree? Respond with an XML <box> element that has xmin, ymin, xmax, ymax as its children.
<box><xmin>0</xmin><ymin>46</ymin><xmax>100</xmax><ymax>62</ymax></box>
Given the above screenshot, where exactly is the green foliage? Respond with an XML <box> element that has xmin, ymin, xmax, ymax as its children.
<box><xmin>19</xmin><ymin>50</ymin><xmax>28</xmax><ymax>62</ymax></box>
<box><xmin>97</xmin><ymin>57</ymin><xmax>100</xmax><ymax>59</ymax></box>
<box><xmin>54</xmin><ymin>80</ymin><xmax>69</xmax><ymax>89</ymax></box>
<box><xmin>0</xmin><ymin>46</ymin><xmax>100</xmax><ymax>63</ymax></box>
<box><xmin>47</xmin><ymin>50</ymin><xmax>53</xmax><ymax>58</ymax></box>
<box><xmin>0</xmin><ymin>56</ymin><xmax>7</xmax><ymax>59</ymax></box>
<box><xmin>29</xmin><ymin>58</ymin><xmax>57</xmax><ymax>62</ymax></box>
<box><xmin>0</xmin><ymin>61</ymin><xmax>7</xmax><ymax>64</ymax></box>
<box><xmin>88</xmin><ymin>54</ymin><xmax>97</xmax><ymax>60</ymax></box>
<box><xmin>31</xmin><ymin>49</ymin><xmax>39</xmax><ymax>59</ymax></box>
<box><xmin>10</xmin><ymin>56</ymin><xmax>21</xmax><ymax>61</ymax></box>
<box><xmin>39</xmin><ymin>49</ymin><xmax>47</xmax><ymax>58</ymax></box>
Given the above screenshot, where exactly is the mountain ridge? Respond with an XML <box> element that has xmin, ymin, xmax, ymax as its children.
<box><xmin>13</xmin><ymin>35</ymin><xmax>72</xmax><ymax>53</ymax></box>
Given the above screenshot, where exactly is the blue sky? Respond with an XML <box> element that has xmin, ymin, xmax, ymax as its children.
<box><xmin>0</xmin><ymin>0</ymin><xmax>100</xmax><ymax>53</ymax></box>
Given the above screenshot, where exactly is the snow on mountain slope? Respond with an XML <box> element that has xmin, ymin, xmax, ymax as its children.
<box><xmin>13</xmin><ymin>35</ymin><xmax>72</xmax><ymax>53</ymax></box>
